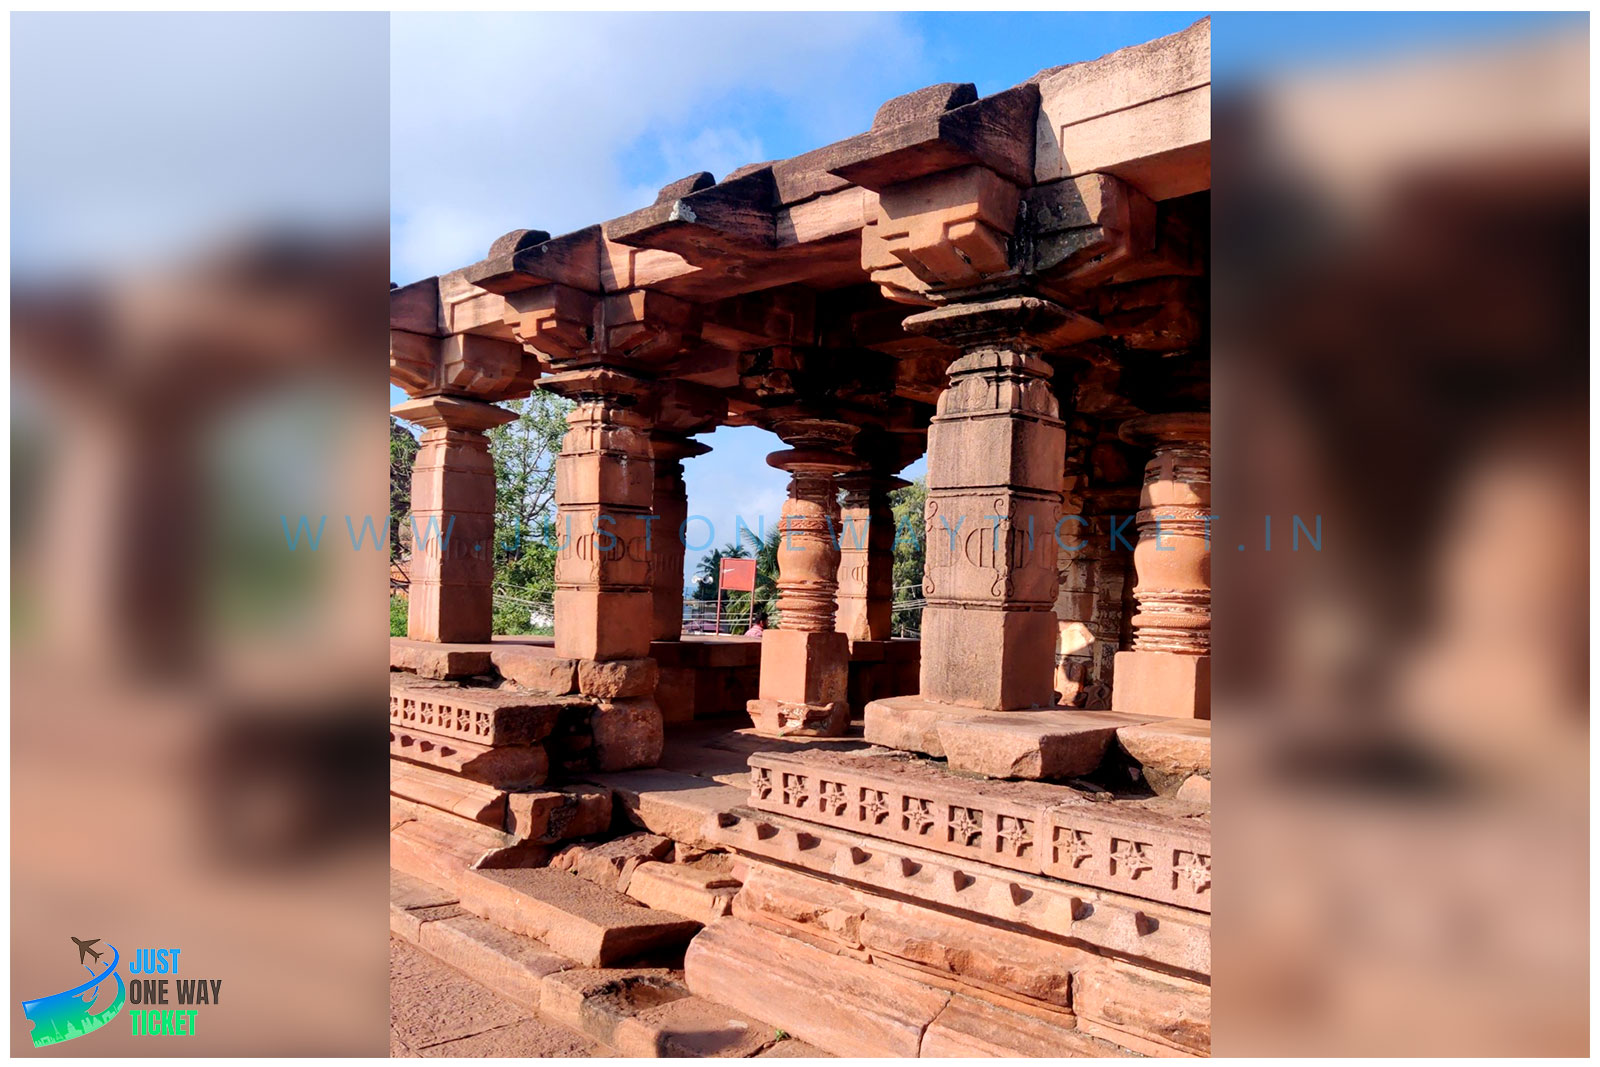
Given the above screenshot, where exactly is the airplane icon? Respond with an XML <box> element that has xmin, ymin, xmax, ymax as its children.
<box><xmin>70</xmin><ymin>938</ymin><xmax>103</xmax><ymax>966</ymax></box>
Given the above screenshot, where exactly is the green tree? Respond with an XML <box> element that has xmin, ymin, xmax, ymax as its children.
<box><xmin>889</xmin><ymin>478</ymin><xmax>927</xmax><ymax>635</ymax></box>
<box><xmin>389</xmin><ymin>416</ymin><xmax>418</xmax><ymax>565</ymax></box>
<box><xmin>487</xmin><ymin>392</ymin><xmax>572</xmax><ymax>634</ymax></box>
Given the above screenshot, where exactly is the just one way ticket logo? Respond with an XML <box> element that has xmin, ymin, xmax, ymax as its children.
<box><xmin>21</xmin><ymin>937</ymin><xmax>222</xmax><ymax>1047</ymax></box>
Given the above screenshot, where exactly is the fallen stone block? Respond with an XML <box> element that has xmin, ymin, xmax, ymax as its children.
<box><xmin>1117</xmin><ymin>718</ymin><xmax>1211</xmax><ymax>794</ymax></box>
<box><xmin>684</xmin><ymin>917</ymin><xmax>951</xmax><ymax>1058</ymax></box>
<box><xmin>862</xmin><ymin>695</ymin><xmax>987</xmax><ymax>757</ymax></box>
<box><xmin>491</xmin><ymin>645</ymin><xmax>578</xmax><ymax>695</ymax></box>
<box><xmin>391</xmin><ymin>802</ymin><xmax>524</xmax><ymax>891</ymax></box>
<box><xmin>1175</xmin><ymin>774</ymin><xmax>1210</xmax><ymax>806</ymax></box>
<box><xmin>417</xmin><ymin>912</ymin><xmax>577</xmax><ymax>1011</ymax></box>
<box><xmin>391</xmin><ymin>638</ymin><xmax>493</xmax><ymax>679</ymax></box>
<box><xmin>627</xmin><ymin>859</ymin><xmax>740</xmax><ymax>925</ymax></box>
<box><xmin>937</xmin><ymin>709</ymin><xmax>1161</xmax><ymax>780</ymax></box>
<box><xmin>553</xmin><ymin>832</ymin><xmax>674</xmax><ymax>892</ymax></box>
<box><xmin>731</xmin><ymin>863</ymin><xmax>867</xmax><ymax>952</ymax></box>
<box><xmin>589</xmin><ymin>768</ymin><xmax>748</xmax><ymax>850</ymax></box>
<box><xmin>578</xmin><ymin>657</ymin><xmax>660</xmax><ymax>699</ymax></box>
<box><xmin>507</xmin><ymin>787</ymin><xmax>613</xmax><ymax>843</ymax></box>
<box><xmin>541</xmin><ymin>968</ymin><xmax>774</xmax><ymax>1057</ymax></box>
<box><xmin>457</xmin><ymin>867</ymin><xmax>700</xmax><ymax>967</ymax></box>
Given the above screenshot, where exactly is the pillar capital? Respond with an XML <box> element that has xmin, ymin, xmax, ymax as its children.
<box><xmin>391</xmin><ymin>394</ymin><xmax>519</xmax><ymax>433</ymax></box>
<box><xmin>902</xmin><ymin>294</ymin><xmax>1103</xmax><ymax>354</ymax></box>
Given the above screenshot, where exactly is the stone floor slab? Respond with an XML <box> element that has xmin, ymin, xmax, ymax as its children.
<box><xmin>1117</xmin><ymin>718</ymin><xmax>1211</xmax><ymax>794</ymax></box>
<box><xmin>937</xmin><ymin>708</ymin><xmax>1163</xmax><ymax>780</ymax></box>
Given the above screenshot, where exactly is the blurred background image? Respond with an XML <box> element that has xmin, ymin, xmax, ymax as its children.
<box><xmin>10</xmin><ymin>13</ymin><xmax>390</xmax><ymax>1055</ymax></box>
<box><xmin>1212</xmin><ymin>11</ymin><xmax>1589</xmax><ymax>1056</ymax></box>
<box><xmin>5</xmin><ymin>8</ymin><xmax>1592</xmax><ymax>1059</ymax></box>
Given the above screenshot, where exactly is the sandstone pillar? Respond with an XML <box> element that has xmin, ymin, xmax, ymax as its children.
<box><xmin>393</xmin><ymin>395</ymin><xmax>516</xmax><ymax>643</ymax></box>
<box><xmin>904</xmin><ymin>297</ymin><xmax>1069</xmax><ymax>711</ymax></box>
<box><xmin>747</xmin><ymin>419</ymin><xmax>866</xmax><ymax>736</ymax></box>
<box><xmin>1112</xmin><ymin>413</ymin><xmax>1211</xmax><ymax>719</ymax></box>
<box><xmin>835</xmin><ymin>471</ymin><xmax>906</xmax><ymax>643</ymax></box>
<box><xmin>1053</xmin><ymin>416</ymin><xmax>1097</xmax><ymax>705</ymax></box>
<box><xmin>648</xmin><ymin>433</ymin><xmax>709</xmax><ymax>643</ymax></box>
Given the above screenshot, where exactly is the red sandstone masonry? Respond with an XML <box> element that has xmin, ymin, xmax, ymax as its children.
<box><xmin>747</xmin><ymin>749</ymin><xmax>1211</xmax><ymax>912</ymax></box>
<box><xmin>390</xmin><ymin>679</ymin><xmax>571</xmax><ymax>746</ymax></box>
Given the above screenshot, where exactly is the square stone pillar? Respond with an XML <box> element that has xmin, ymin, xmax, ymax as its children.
<box><xmin>905</xmin><ymin>297</ymin><xmax>1070</xmax><ymax>711</ymax></box>
<box><xmin>393</xmin><ymin>395</ymin><xmax>516</xmax><ymax>643</ymax></box>
<box><xmin>835</xmin><ymin>471</ymin><xmax>907</xmax><ymax>643</ymax></box>
<box><xmin>648</xmin><ymin>434</ymin><xmax>709</xmax><ymax>643</ymax></box>
<box><xmin>550</xmin><ymin>373</ymin><xmax>656</xmax><ymax>663</ymax></box>
<box><xmin>748</xmin><ymin>419</ymin><xmax>867</xmax><ymax>736</ymax></box>
<box><xmin>1112</xmin><ymin>413</ymin><xmax>1211</xmax><ymax>719</ymax></box>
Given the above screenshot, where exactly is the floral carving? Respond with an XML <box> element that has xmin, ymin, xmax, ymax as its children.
<box><xmin>1111</xmin><ymin>838</ymin><xmax>1154</xmax><ymax>879</ymax></box>
<box><xmin>1054</xmin><ymin>827</ymin><xmax>1094</xmax><ymax>869</ymax></box>
<box><xmin>902</xmin><ymin>797</ymin><xmax>936</xmax><ymax>835</ymax></box>
<box><xmin>948</xmin><ymin>806</ymin><xmax>984</xmax><ymax>847</ymax></box>
<box><xmin>995</xmin><ymin>814</ymin><xmax>1034</xmax><ymax>858</ymax></box>
<box><xmin>859</xmin><ymin>789</ymin><xmax>890</xmax><ymax>825</ymax></box>
<box><xmin>1174</xmin><ymin>851</ymin><xmax>1210</xmax><ymax>893</ymax></box>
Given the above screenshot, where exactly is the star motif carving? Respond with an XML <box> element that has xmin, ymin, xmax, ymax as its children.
<box><xmin>752</xmin><ymin>768</ymin><xmax>773</xmax><ymax>800</ymax></box>
<box><xmin>783</xmin><ymin>774</ymin><xmax>811</xmax><ymax>809</ymax></box>
<box><xmin>1175</xmin><ymin>852</ymin><xmax>1210</xmax><ymax>893</ymax></box>
<box><xmin>948</xmin><ymin>807</ymin><xmax>983</xmax><ymax>847</ymax></box>
<box><xmin>1056</xmin><ymin>828</ymin><xmax>1094</xmax><ymax>868</ymax></box>
<box><xmin>819</xmin><ymin>781</ymin><xmax>847</xmax><ymax>815</ymax></box>
<box><xmin>902</xmin><ymin>798</ymin><xmax>935</xmax><ymax>835</ymax></box>
<box><xmin>996</xmin><ymin>816</ymin><xmax>1034</xmax><ymax>857</ymax></box>
<box><xmin>1111</xmin><ymin>840</ymin><xmax>1154</xmax><ymax>878</ymax></box>
<box><xmin>860</xmin><ymin>790</ymin><xmax>890</xmax><ymax>825</ymax></box>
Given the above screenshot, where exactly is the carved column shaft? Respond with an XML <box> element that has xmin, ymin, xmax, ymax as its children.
<box><xmin>395</xmin><ymin>395</ymin><xmax>516</xmax><ymax>644</ymax></box>
<box><xmin>748</xmin><ymin>420</ymin><xmax>865</xmax><ymax>736</ymax></box>
<box><xmin>1113</xmin><ymin>413</ymin><xmax>1211</xmax><ymax>719</ymax></box>
<box><xmin>552</xmin><ymin>383</ymin><xmax>656</xmax><ymax>663</ymax></box>
<box><xmin>836</xmin><ymin>472</ymin><xmax>906</xmax><ymax>643</ymax></box>
<box><xmin>910</xmin><ymin>298</ymin><xmax>1069</xmax><ymax>711</ymax></box>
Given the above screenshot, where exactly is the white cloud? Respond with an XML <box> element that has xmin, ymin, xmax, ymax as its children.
<box><xmin>390</xmin><ymin>12</ymin><xmax>927</xmax><ymax>282</ymax></box>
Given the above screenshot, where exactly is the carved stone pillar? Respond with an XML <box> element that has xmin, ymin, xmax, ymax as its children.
<box><xmin>549</xmin><ymin>369</ymin><xmax>656</xmax><ymax>663</ymax></box>
<box><xmin>905</xmin><ymin>297</ymin><xmax>1070</xmax><ymax>711</ymax></box>
<box><xmin>835</xmin><ymin>471</ymin><xmax>906</xmax><ymax>643</ymax></box>
<box><xmin>1113</xmin><ymin>413</ymin><xmax>1211</xmax><ymax>719</ymax></box>
<box><xmin>393</xmin><ymin>395</ymin><xmax>516</xmax><ymax>643</ymax></box>
<box><xmin>748</xmin><ymin>419</ymin><xmax>866</xmax><ymax>736</ymax></box>
<box><xmin>649</xmin><ymin>433</ymin><xmax>709</xmax><ymax>643</ymax></box>
<box><xmin>1053</xmin><ymin>416</ymin><xmax>1097</xmax><ymax>705</ymax></box>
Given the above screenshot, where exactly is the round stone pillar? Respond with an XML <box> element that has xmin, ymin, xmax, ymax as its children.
<box><xmin>747</xmin><ymin>419</ymin><xmax>866</xmax><ymax>736</ymax></box>
<box><xmin>836</xmin><ymin>471</ymin><xmax>908</xmax><ymax>643</ymax></box>
<box><xmin>648</xmin><ymin>434</ymin><xmax>709</xmax><ymax>643</ymax></box>
<box><xmin>1112</xmin><ymin>413</ymin><xmax>1211</xmax><ymax>719</ymax></box>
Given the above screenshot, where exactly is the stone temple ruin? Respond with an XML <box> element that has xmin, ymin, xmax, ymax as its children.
<box><xmin>390</xmin><ymin>19</ymin><xmax>1210</xmax><ymax>1058</ymax></box>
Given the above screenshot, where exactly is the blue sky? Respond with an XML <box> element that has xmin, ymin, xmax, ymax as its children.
<box><xmin>387</xmin><ymin>10</ymin><xmax>1585</xmax><ymax>585</ymax></box>
<box><xmin>389</xmin><ymin>12</ymin><xmax>1208</xmax><ymax>582</ymax></box>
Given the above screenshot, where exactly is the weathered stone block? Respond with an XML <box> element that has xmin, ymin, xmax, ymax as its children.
<box><xmin>1112</xmin><ymin>650</ymin><xmax>1210</xmax><ymax>719</ymax></box>
<box><xmin>578</xmin><ymin>657</ymin><xmax>659</xmax><ymax>699</ymax></box>
<box><xmin>491</xmin><ymin>646</ymin><xmax>578</xmax><ymax>695</ymax></box>
<box><xmin>684</xmin><ymin>917</ymin><xmax>951</xmax><ymax>1058</ymax></box>
<box><xmin>591</xmin><ymin>698</ymin><xmax>664</xmax><ymax>770</ymax></box>
<box><xmin>937</xmin><ymin>708</ymin><xmax>1161</xmax><ymax>780</ymax></box>
<box><xmin>1072</xmin><ymin>959</ymin><xmax>1211</xmax><ymax>1055</ymax></box>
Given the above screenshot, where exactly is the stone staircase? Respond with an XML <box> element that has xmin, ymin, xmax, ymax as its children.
<box><xmin>390</xmin><ymin>646</ymin><xmax>1210</xmax><ymax>1058</ymax></box>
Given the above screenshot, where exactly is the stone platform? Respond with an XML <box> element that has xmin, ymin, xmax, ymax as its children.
<box><xmin>390</xmin><ymin>659</ymin><xmax>1210</xmax><ymax>1057</ymax></box>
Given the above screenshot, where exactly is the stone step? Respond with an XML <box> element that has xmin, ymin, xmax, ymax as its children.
<box><xmin>457</xmin><ymin>866</ymin><xmax>701</xmax><ymax>967</ymax></box>
<box><xmin>541</xmin><ymin>967</ymin><xmax>777</xmax><ymax>1057</ymax></box>
<box><xmin>391</xmin><ymin>800</ymin><xmax>548</xmax><ymax>890</ymax></box>
<box><xmin>507</xmin><ymin>786</ymin><xmax>613</xmax><ymax>843</ymax></box>
<box><xmin>391</xmin><ymin>723</ymin><xmax>549</xmax><ymax>789</ymax></box>
<box><xmin>746</xmin><ymin>748</ymin><xmax>1211</xmax><ymax>912</ymax></box>
<box><xmin>390</xmin><ymin>677</ymin><xmax>574</xmax><ymax>746</ymax></box>
<box><xmin>390</xmin><ymin>759</ymin><xmax>507</xmax><ymax>826</ymax></box>
<box><xmin>1115</xmin><ymin>718</ymin><xmax>1211</xmax><ymax>795</ymax></box>
<box><xmin>390</xmin><ymin>868</ymin><xmax>578</xmax><ymax>1011</ymax></box>
<box><xmin>586</xmin><ymin>768</ymin><xmax>749</xmax><ymax>850</ymax></box>
<box><xmin>685</xmin><ymin>916</ymin><xmax>952</xmax><ymax>1058</ymax></box>
<box><xmin>626</xmin><ymin>859</ymin><xmax>740</xmax><ymax>925</ymax></box>
<box><xmin>707</xmin><ymin>806</ymin><xmax>1210</xmax><ymax>976</ymax></box>
<box><xmin>934</xmin><ymin>708</ymin><xmax>1169</xmax><ymax>780</ymax></box>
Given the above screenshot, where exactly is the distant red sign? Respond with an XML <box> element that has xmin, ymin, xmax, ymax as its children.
<box><xmin>719</xmin><ymin>557</ymin><xmax>757</xmax><ymax>592</ymax></box>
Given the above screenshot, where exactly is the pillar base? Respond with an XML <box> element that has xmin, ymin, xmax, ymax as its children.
<box><xmin>746</xmin><ymin>697</ymin><xmax>850</xmax><ymax>738</ymax></box>
<box><xmin>1111</xmin><ymin>651</ymin><xmax>1210</xmax><ymax>720</ymax></box>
